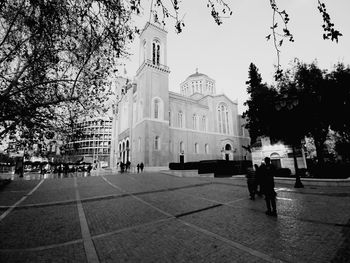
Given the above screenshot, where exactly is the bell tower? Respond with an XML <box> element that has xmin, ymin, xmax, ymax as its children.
<box><xmin>133</xmin><ymin>22</ymin><xmax>170</xmax><ymax>169</ymax></box>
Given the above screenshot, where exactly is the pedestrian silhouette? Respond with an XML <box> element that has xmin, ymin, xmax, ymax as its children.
<box><xmin>255</xmin><ymin>164</ymin><xmax>263</xmax><ymax>196</ymax></box>
<box><xmin>140</xmin><ymin>162</ymin><xmax>144</xmax><ymax>172</ymax></box>
<box><xmin>245</xmin><ymin>162</ymin><xmax>256</xmax><ymax>200</ymax></box>
<box><xmin>260</xmin><ymin>157</ymin><xmax>277</xmax><ymax>217</ymax></box>
<box><xmin>137</xmin><ymin>163</ymin><xmax>140</xmax><ymax>173</ymax></box>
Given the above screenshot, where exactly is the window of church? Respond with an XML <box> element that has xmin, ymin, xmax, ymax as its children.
<box><xmin>138</xmin><ymin>137</ymin><xmax>141</xmax><ymax>152</ymax></box>
<box><xmin>157</xmin><ymin>45</ymin><xmax>160</xmax><ymax>65</ymax></box>
<box><xmin>178</xmin><ymin>111</ymin><xmax>183</xmax><ymax>128</ymax></box>
<box><xmin>154</xmin><ymin>136</ymin><xmax>160</xmax><ymax>150</ymax></box>
<box><xmin>180</xmin><ymin>141</ymin><xmax>184</xmax><ymax>153</ymax></box>
<box><xmin>154</xmin><ymin>99</ymin><xmax>159</xmax><ymax>119</ymax></box>
<box><xmin>169</xmin><ymin>111</ymin><xmax>171</xmax><ymax>126</ymax></box>
<box><xmin>192</xmin><ymin>114</ymin><xmax>197</xmax><ymax>130</ymax></box>
<box><xmin>202</xmin><ymin>116</ymin><xmax>206</xmax><ymax>131</ymax></box>
<box><xmin>195</xmin><ymin>143</ymin><xmax>199</xmax><ymax>153</ymax></box>
<box><xmin>217</xmin><ymin>104</ymin><xmax>230</xmax><ymax>134</ymax></box>
<box><xmin>218</xmin><ymin>109</ymin><xmax>222</xmax><ymax>133</ymax></box>
<box><xmin>152</xmin><ymin>40</ymin><xmax>161</xmax><ymax>65</ymax></box>
<box><xmin>205</xmin><ymin>144</ymin><xmax>209</xmax><ymax>154</ymax></box>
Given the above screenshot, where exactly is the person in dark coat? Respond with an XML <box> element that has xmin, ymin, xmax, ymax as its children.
<box><xmin>254</xmin><ymin>164</ymin><xmax>263</xmax><ymax>196</ymax></box>
<box><xmin>260</xmin><ymin>157</ymin><xmax>277</xmax><ymax>216</ymax></box>
<box><xmin>245</xmin><ymin>163</ymin><xmax>256</xmax><ymax>200</ymax></box>
<box><xmin>137</xmin><ymin>163</ymin><xmax>140</xmax><ymax>173</ymax></box>
<box><xmin>140</xmin><ymin>162</ymin><xmax>144</xmax><ymax>172</ymax></box>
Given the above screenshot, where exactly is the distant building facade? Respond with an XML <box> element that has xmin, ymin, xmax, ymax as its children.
<box><xmin>251</xmin><ymin>137</ymin><xmax>307</xmax><ymax>174</ymax></box>
<box><xmin>111</xmin><ymin>22</ymin><xmax>251</xmax><ymax>170</ymax></box>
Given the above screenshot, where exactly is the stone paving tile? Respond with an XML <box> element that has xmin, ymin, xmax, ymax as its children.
<box><xmin>77</xmin><ymin>176</ymin><xmax>123</xmax><ymax>199</ymax></box>
<box><xmin>104</xmin><ymin>173</ymin><xmax>209</xmax><ymax>194</ymax></box>
<box><xmin>94</xmin><ymin>219</ymin><xmax>267</xmax><ymax>263</ymax></box>
<box><xmin>0</xmin><ymin>191</ymin><xmax>27</xmax><ymax>206</ymax></box>
<box><xmin>103</xmin><ymin>175</ymin><xmax>159</xmax><ymax>193</ymax></box>
<box><xmin>0</xmin><ymin>180</ymin><xmax>40</xmax><ymax>192</ymax></box>
<box><xmin>0</xmin><ymin>242</ymin><xmax>87</xmax><ymax>263</ymax></box>
<box><xmin>0</xmin><ymin>204</ymin><xmax>81</xmax><ymax>249</ymax></box>
<box><xmin>22</xmin><ymin>178</ymin><xmax>76</xmax><ymax>205</ymax></box>
<box><xmin>181</xmin><ymin>204</ymin><xmax>346</xmax><ymax>263</ymax></box>
<box><xmin>330</xmin><ymin>219</ymin><xmax>350</xmax><ymax>263</ymax></box>
<box><xmin>274</xmin><ymin>195</ymin><xmax>350</xmax><ymax>225</ymax></box>
<box><xmin>178</xmin><ymin>183</ymin><xmax>248</xmax><ymax>203</ymax></box>
<box><xmin>137</xmin><ymin>189</ymin><xmax>217</xmax><ymax>216</ymax></box>
<box><xmin>83</xmin><ymin>196</ymin><xmax>168</xmax><ymax>236</ymax></box>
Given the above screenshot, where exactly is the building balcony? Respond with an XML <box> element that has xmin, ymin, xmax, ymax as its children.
<box><xmin>136</xmin><ymin>59</ymin><xmax>170</xmax><ymax>75</ymax></box>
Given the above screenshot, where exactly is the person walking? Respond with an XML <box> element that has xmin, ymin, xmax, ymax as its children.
<box><xmin>137</xmin><ymin>163</ymin><xmax>140</xmax><ymax>173</ymax></box>
<box><xmin>260</xmin><ymin>157</ymin><xmax>277</xmax><ymax>217</ymax></box>
<box><xmin>255</xmin><ymin>164</ymin><xmax>263</xmax><ymax>196</ymax></box>
<box><xmin>245</xmin><ymin>163</ymin><xmax>256</xmax><ymax>200</ymax></box>
<box><xmin>140</xmin><ymin>162</ymin><xmax>144</xmax><ymax>172</ymax></box>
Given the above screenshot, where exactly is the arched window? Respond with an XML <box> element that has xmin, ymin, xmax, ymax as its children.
<box><xmin>194</xmin><ymin>143</ymin><xmax>199</xmax><ymax>154</ymax></box>
<box><xmin>152</xmin><ymin>42</ymin><xmax>156</xmax><ymax>64</ymax></box>
<box><xmin>138</xmin><ymin>137</ymin><xmax>141</xmax><ymax>151</ymax></box>
<box><xmin>157</xmin><ymin>44</ymin><xmax>160</xmax><ymax>65</ymax></box>
<box><xmin>154</xmin><ymin>136</ymin><xmax>160</xmax><ymax>150</ymax></box>
<box><xmin>152</xmin><ymin>97</ymin><xmax>163</xmax><ymax>120</ymax></box>
<box><xmin>202</xmin><ymin>116</ymin><xmax>206</xmax><ymax>131</ymax></box>
<box><xmin>152</xmin><ymin>40</ymin><xmax>160</xmax><ymax>65</ymax></box>
<box><xmin>178</xmin><ymin>111</ymin><xmax>183</xmax><ymax>128</ymax></box>
<box><xmin>217</xmin><ymin>104</ymin><xmax>230</xmax><ymax>134</ymax></box>
<box><xmin>192</xmin><ymin>114</ymin><xmax>198</xmax><ymax>130</ymax></box>
<box><xmin>169</xmin><ymin>111</ymin><xmax>171</xmax><ymax>126</ymax></box>
<box><xmin>205</xmin><ymin>144</ymin><xmax>209</xmax><ymax>154</ymax></box>
<box><xmin>180</xmin><ymin>141</ymin><xmax>184</xmax><ymax>153</ymax></box>
<box><xmin>225</xmin><ymin>144</ymin><xmax>231</xmax><ymax>151</ymax></box>
<box><xmin>154</xmin><ymin>99</ymin><xmax>159</xmax><ymax>119</ymax></box>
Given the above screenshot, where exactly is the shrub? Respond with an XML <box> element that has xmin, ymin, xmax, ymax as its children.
<box><xmin>275</xmin><ymin>168</ymin><xmax>291</xmax><ymax>177</ymax></box>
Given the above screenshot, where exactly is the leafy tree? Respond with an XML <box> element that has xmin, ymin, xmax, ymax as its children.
<box><xmin>290</xmin><ymin>62</ymin><xmax>331</xmax><ymax>164</ymax></box>
<box><xmin>0</xmin><ymin>0</ymin><xmax>343</xmax><ymax>146</ymax></box>
<box><xmin>0</xmin><ymin>0</ymin><xmax>139</xmax><ymax>143</ymax></box>
<box><xmin>243</xmin><ymin>63</ymin><xmax>278</xmax><ymax>144</ymax></box>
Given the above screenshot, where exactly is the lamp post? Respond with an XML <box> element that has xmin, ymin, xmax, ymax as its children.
<box><xmin>275</xmin><ymin>95</ymin><xmax>304</xmax><ymax>188</ymax></box>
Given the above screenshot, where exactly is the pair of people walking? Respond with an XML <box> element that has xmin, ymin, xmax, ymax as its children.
<box><xmin>245</xmin><ymin>157</ymin><xmax>277</xmax><ymax>217</ymax></box>
<box><xmin>136</xmin><ymin>162</ymin><xmax>144</xmax><ymax>173</ymax></box>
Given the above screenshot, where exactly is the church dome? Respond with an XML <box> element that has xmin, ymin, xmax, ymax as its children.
<box><xmin>186</xmin><ymin>69</ymin><xmax>208</xmax><ymax>79</ymax></box>
<box><xmin>187</xmin><ymin>72</ymin><xmax>208</xmax><ymax>79</ymax></box>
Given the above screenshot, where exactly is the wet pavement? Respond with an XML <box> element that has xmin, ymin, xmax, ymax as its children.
<box><xmin>0</xmin><ymin>171</ymin><xmax>349</xmax><ymax>262</ymax></box>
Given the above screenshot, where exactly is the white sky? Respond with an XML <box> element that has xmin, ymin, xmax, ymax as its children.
<box><xmin>123</xmin><ymin>0</ymin><xmax>350</xmax><ymax>114</ymax></box>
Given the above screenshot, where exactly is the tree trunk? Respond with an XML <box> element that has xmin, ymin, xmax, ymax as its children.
<box><xmin>292</xmin><ymin>144</ymin><xmax>304</xmax><ymax>188</ymax></box>
<box><xmin>314</xmin><ymin>139</ymin><xmax>325</xmax><ymax>164</ymax></box>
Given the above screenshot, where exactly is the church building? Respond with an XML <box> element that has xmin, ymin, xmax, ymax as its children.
<box><xmin>110</xmin><ymin>22</ymin><xmax>251</xmax><ymax>170</ymax></box>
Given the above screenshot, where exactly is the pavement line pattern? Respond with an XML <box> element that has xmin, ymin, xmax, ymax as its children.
<box><xmin>0</xmin><ymin>239</ymin><xmax>83</xmax><ymax>252</ymax></box>
<box><xmin>74</xmin><ymin>177</ymin><xmax>100</xmax><ymax>263</ymax></box>
<box><xmin>101</xmin><ymin>176</ymin><xmax>173</xmax><ymax>217</ymax></box>
<box><xmin>92</xmin><ymin>218</ymin><xmax>173</xmax><ymax>240</ymax></box>
<box><xmin>178</xmin><ymin>219</ymin><xmax>286</xmax><ymax>263</ymax></box>
<box><xmin>0</xmin><ymin>179</ymin><xmax>44</xmax><ymax>222</ymax></box>
<box><xmin>101</xmin><ymin>176</ymin><xmax>285</xmax><ymax>263</ymax></box>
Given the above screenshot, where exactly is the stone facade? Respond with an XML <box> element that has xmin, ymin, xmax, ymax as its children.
<box><xmin>111</xmin><ymin>22</ymin><xmax>251</xmax><ymax>170</ymax></box>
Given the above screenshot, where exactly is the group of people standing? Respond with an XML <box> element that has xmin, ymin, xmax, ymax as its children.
<box><xmin>119</xmin><ymin>161</ymin><xmax>144</xmax><ymax>173</ymax></box>
<box><xmin>246</xmin><ymin>157</ymin><xmax>277</xmax><ymax>217</ymax></box>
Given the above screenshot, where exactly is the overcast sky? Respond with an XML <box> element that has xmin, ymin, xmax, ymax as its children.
<box><xmin>123</xmin><ymin>0</ymin><xmax>350</xmax><ymax>114</ymax></box>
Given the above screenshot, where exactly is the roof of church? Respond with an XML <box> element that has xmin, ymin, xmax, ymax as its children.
<box><xmin>187</xmin><ymin>72</ymin><xmax>208</xmax><ymax>78</ymax></box>
<box><xmin>186</xmin><ymin>69</ymin><xmax>208</xmax><ymax>79</ymax></box>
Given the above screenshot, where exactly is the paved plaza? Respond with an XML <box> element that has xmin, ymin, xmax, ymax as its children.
<box><xmin>0</xmin><ymin>171</ymin><xmax>349</xmax><ymax>262</ymax></box>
